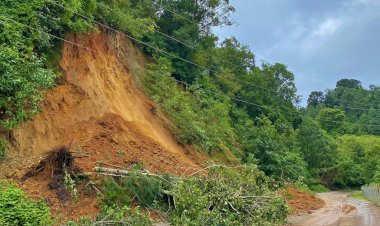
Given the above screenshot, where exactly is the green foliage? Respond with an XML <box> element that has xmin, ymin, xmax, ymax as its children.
<box><xmin>171</xmin><ymin>165</ymin><xmax>288</xmax><ymax>226</ymax></box>
<box><xmin>350</xmin><ymin>192</ymin><xmax>367</xmax><ymax>201</ymax></box>
<box><xmin>64</xmin><ymin>170</ymin><xmax>78</xmax><ymax>200</ymax></box>
<box><xmin>99</xmin><ymin>205</ymin><xmax>152</xmax><ymax>226</ymax></box>
<box><xmin>317</xmin><ymin>108</ymin><xmax>345</xmax><ymax>133</ymax></box>
<box><xmin>333</xmin><ymin>135</ymin><xmax>380</xmax><ymax>188</ymax></box>
<box><xmin>336</xmin><ymin>79</ymin><xmax>362</xmax><ymax>89</ymax></box>
<box><xmin>0</xmin><ymin>46</ymin><xmax>55</xmax><ymax>129</ymax></box>
<box><xmin>0</xmin><ymin>138</ymin><xmax>6</xmax><ymax>161</ymax></box>
<box><xmin>148</xmin><ymin>0</ymin><xmax>235</xmax><ymax>82</ymax></box>
<box><xmin>308</xmin><ymin>184</ymin><xmax>329</xmax><ymax>193</ymax></box>
<box><xmin>101</xmin><ymin>178</ymin><xmax>132</xmax><ymax>207</ymax></box>
<box><xmin>0</xmin><ymin>0</ymin><xmax>159</xmax><ymax>129</ymax></box>
<box><xmin>305</xmin><ymin>78</ymin><xmax>380</xmax><ymax>136</ymax></box>
<box><xmin>101</xmin><ymin>173</ymin><xmax>162</xmax><ymax>207</ymax></box>
<box><xmin>3</xmin><ymin>0</ymin><xmax>379</xmax><ymax>212</ymax></box>
<box><xmin>95</xmin><ymin>0</ymin><xmax>156</xmax><ymax>38</ymax></box>
<box><xmin>307</xmin><ymin>91</ymin><xmax>324</xmax><ymax>107</ymax></box>
<box><xmin>298</xmin><ymin>118</ymin><xmax>338</xmax><ymax>171</ymax></box>
<box><xmin>66</xmin><ymin>206</ymin><xmax>152</xmax><ymax>226</ymax></box>
<box><xmin>143</xmin><ymin>57</ymin><xmax>209</xmax><ymax>149</ymax></box>
<box><xmin>143</xmin><ymin>57</ymin><xmax>238</xmax><ymax>153</ymax></box>
<box><xmin>0</xmin><ymin>181</ymin><xmax>52</xmax><ymax>226</ymax></box>
<box><xmin>245</xmin><ymin>116</ymin><xmax>308</xmax><ymax>181</ymax></box>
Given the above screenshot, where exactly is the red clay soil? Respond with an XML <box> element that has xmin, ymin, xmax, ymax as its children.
<box><xmin>281</xmin><ymin>186</ymin><xmax>326</xmax><ymax>215</ymax></box>
<box><xmin>0</xmin><ymin>30</ymin><xmax>208</xmax><ymax>222</ymax></box>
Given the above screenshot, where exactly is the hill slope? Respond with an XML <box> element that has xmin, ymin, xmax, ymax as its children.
<box><xmin>0</xmin><ymin>30</ymin><xmax>206</xmax><ymax>219</ymax></box>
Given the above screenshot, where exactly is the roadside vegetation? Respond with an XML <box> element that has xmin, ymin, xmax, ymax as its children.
<box><xmin>0</xmin><ymin>181</ymin><xmax>53</xmax><ymax>225</ymax></box>
<box><xmin>1</xmin><ymin>0</ymin><xmax>380</xmax><ymax>224</ymax></box>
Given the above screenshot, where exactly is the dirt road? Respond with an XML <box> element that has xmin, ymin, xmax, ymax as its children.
<box><xmin>287</xmin><ymin>191</ymin><xmax>380</xmax><ymax>226</ymax></box>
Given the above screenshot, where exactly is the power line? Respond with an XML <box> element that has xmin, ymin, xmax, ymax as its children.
<box><xmin>48</xmin><ymin>2</ymin><xmax>275</xmax><ymax>92</ymax></box>
<box><xmin>153</xmin><ymin>1</ymin><xmax>333</xmax><ymax>87</ymax></box>
<box><xmin>151</xmin><ymin>1</ymin><xmax>380</xmax><ymax>111</ymax></box>
<box><xmin>98</xmin><ymin>1</ymin><xmax>246</xmax><ymax>71</ymax></box>
<box><xmin>0</xmin><ymin>14</ymin><xmax>269</xmax><ymax>110</ymax></box>
<box><xmin>48</xmin><ymin>1</ymin><xmax>305</xmax><ymax>96</ymax></box>
<box><xmin>50</xmin><ymin>0</ymin><xmax>378</xmax><ymax>112</ymax></box>
<box><xmin>154</xmin><ymin>0</ymin><xmax>199</xmax><ymax>27</ymax></box>
<box><xmin>1</xmin><ymin>15</ymin><xmax>379</xmax><ymax>128</ymax></box>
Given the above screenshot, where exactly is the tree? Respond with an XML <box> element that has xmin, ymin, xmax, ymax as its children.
<box><xmin>336</xmin><ymin>79</ymin><xmax>362</xmax><ymax>89</ymax></box>
<box><xmin>0</xmin><ymin>46</ymin><xmax>55</xmax><ymax>129</ymax></box>
<box><xmin>298</xmin><ymin>118</ymin><xmax>337</xmax><ymax>171</ymax></box>
<box><xmin>334</xmin><ymin>139</ymin><xmax>366</xmax><ymax>188</ymax></box>
<box><xmin>317</xmin><ymin>108</ymin><xmax>345</xmax><ymax>133</ymax></box>
<box><xmin>307</xmin><ymin>91</ymin><xmax>325</xmax><ymax>107</ymax></box>
<box><xmin>247</xmin><ymin>116</ymin><xmax>308</xmax><ymax>181</ymax></box>
<box><xmin>366</xmin><ymin>109</ymin><xmax>380</xmax><ymax>135</ymax></box>
<box><xmin>150</xmin><ymin>0</ymin><xmax>236</xmax><ymax>82</ymax></box>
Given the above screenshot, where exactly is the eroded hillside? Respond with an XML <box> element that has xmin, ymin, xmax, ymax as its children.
<box><xmin>0</xmin><ymin>30</ymin><xmax>207</xmax><ymax>219</ymax></box>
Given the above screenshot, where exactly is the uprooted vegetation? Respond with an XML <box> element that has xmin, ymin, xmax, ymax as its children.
<box><xmin>16</xmin><ymin>146</ymin><xmax>288</xmax><ymax>225</ymax></box>
<box><xmin>22</xmin><ymin>147</ymin><xmax>82</xmax><ymax>202</ymax></box>
<box><xmin>68</xmin><ymin>164</ymin><xmax>288</xmax><ymax>225</ymax></box>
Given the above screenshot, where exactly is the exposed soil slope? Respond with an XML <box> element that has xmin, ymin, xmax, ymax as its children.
<box><xmin>0</xmin><ymin>30</ymin><xmax>207</xmax><ymax>220</ymax></box>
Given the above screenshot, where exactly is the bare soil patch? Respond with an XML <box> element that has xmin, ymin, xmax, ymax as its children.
<box><xmin>281</xmin><ymin>186</ymin><xmax>325</xmax><ymax>215</ymax></box>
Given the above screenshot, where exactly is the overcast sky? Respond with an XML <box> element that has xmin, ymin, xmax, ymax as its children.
<box><xmin>214</xmin><ymin>0</ymin><xmax>380</xmax><ymax>105</ymax></box>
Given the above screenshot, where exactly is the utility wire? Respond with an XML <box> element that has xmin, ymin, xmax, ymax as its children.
<box><xmin>48</xmin><ymin>0</ymin><xmax>370</xmax><ymax>109</ymax></box>
<box><xmin>1</xmin><ymin>15</ymin><xmax>379</xmax><ymax>127</ymax></box>
<box><xmin>151</xmin><ymin>1</ymin><xmax>380</xmax><ymax>111</ymax></box>
<box><xmin>153</xmin><ymin>0</ymin><xmax>380</xmax><ymax>108</ymax></box>
<box><xmin>48</xmin><ymin>1</ymin><xmax>305</xmax><ymax>95</ymax></box>
<box><xmin>154</xmin><ymin>0</ymin><xmax>199</xmax><ymax>26</ymax></box>
<box><xmin>0</xmin><ymin>14</ymin><xmax>271</xmax><ymax>111</ymax></box>
<box><xmin>153</xmin><ymin>0</ymin><xmax>332</xmax><ymax>86</ymax></box>
<box><xmin>63</xmin><ymin>0</ymin><xmax>376</xmax><ymax>110</ymax></box>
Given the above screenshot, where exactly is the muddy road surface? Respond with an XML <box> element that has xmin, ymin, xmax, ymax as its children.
<box><xmin>287</xmin><ymin>191</ymin><xmax>380</xmax><ymax>226</ymax></box>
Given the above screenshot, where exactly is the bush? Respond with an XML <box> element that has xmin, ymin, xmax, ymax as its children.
<box><xmin>101</xmin><ymin>172</ymin><xmax>162</xmax><ymax>207</ymax></box>
<box><xmin>0</xmin><ymin>181</ymin><xmax>52</xmax><ymax>225</ymax></box>
<box><xmin>171</xmin><ymin>165</ymin><xmax>288</xmax><ymax>226</ymax></box>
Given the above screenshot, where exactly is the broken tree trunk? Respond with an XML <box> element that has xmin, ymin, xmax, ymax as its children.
<box><xmin>95</xmin><ymin>167</ymin><xmax>159</xmax><ymax>177</ymax></box>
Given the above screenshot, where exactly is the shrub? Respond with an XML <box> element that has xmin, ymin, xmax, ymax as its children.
<box><xmin>101</xmin><ymin>172</ymin><xmax>162</xmax><ymax>207</ymax></box>
<box><xmin>0</xmin><ymin>181</ymin><xmax>53</xmax><ymax>225</ymax></box>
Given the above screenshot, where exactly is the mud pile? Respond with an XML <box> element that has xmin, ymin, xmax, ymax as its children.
<box><xmin>281</xmin><ymin>186</ymin><xmax>325</xmax><ymax>215</ymax></box>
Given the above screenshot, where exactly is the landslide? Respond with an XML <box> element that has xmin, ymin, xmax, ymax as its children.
<box><xmin>0</xmin><ymin>30</ymin><xmax>207</xmax><ymax>220</ymax></box>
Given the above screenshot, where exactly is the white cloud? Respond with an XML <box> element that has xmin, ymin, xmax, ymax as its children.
<box><xmin>312</xmin><ymin>18</ymin><xmax>343</xmax><ymax>38</ymax></box>
<box><xmin>352</xmin><ymin>0</ymin><xmax>379</xmax><ymax>6</ymax></box>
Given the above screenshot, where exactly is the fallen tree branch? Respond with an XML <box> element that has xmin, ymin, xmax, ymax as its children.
<box><xmin>94</xmin><ymin>167</ymin><xmax>180</xmax><ymax>184</ymax></box>
<box><xmin>95</xmin><ymin>161</ymin><xmax>123</xmax><ymax>169</ymax></box>
<box><xmin>95</xmin><ymin>167</ymin><xmax>165</xmax><ymax>179</ymax></box>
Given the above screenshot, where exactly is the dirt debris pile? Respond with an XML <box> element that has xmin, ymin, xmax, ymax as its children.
<box><xmin>281</xmin><ymin>186</ymin><xmax>325</xmax><ymax>215</ymax></box>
